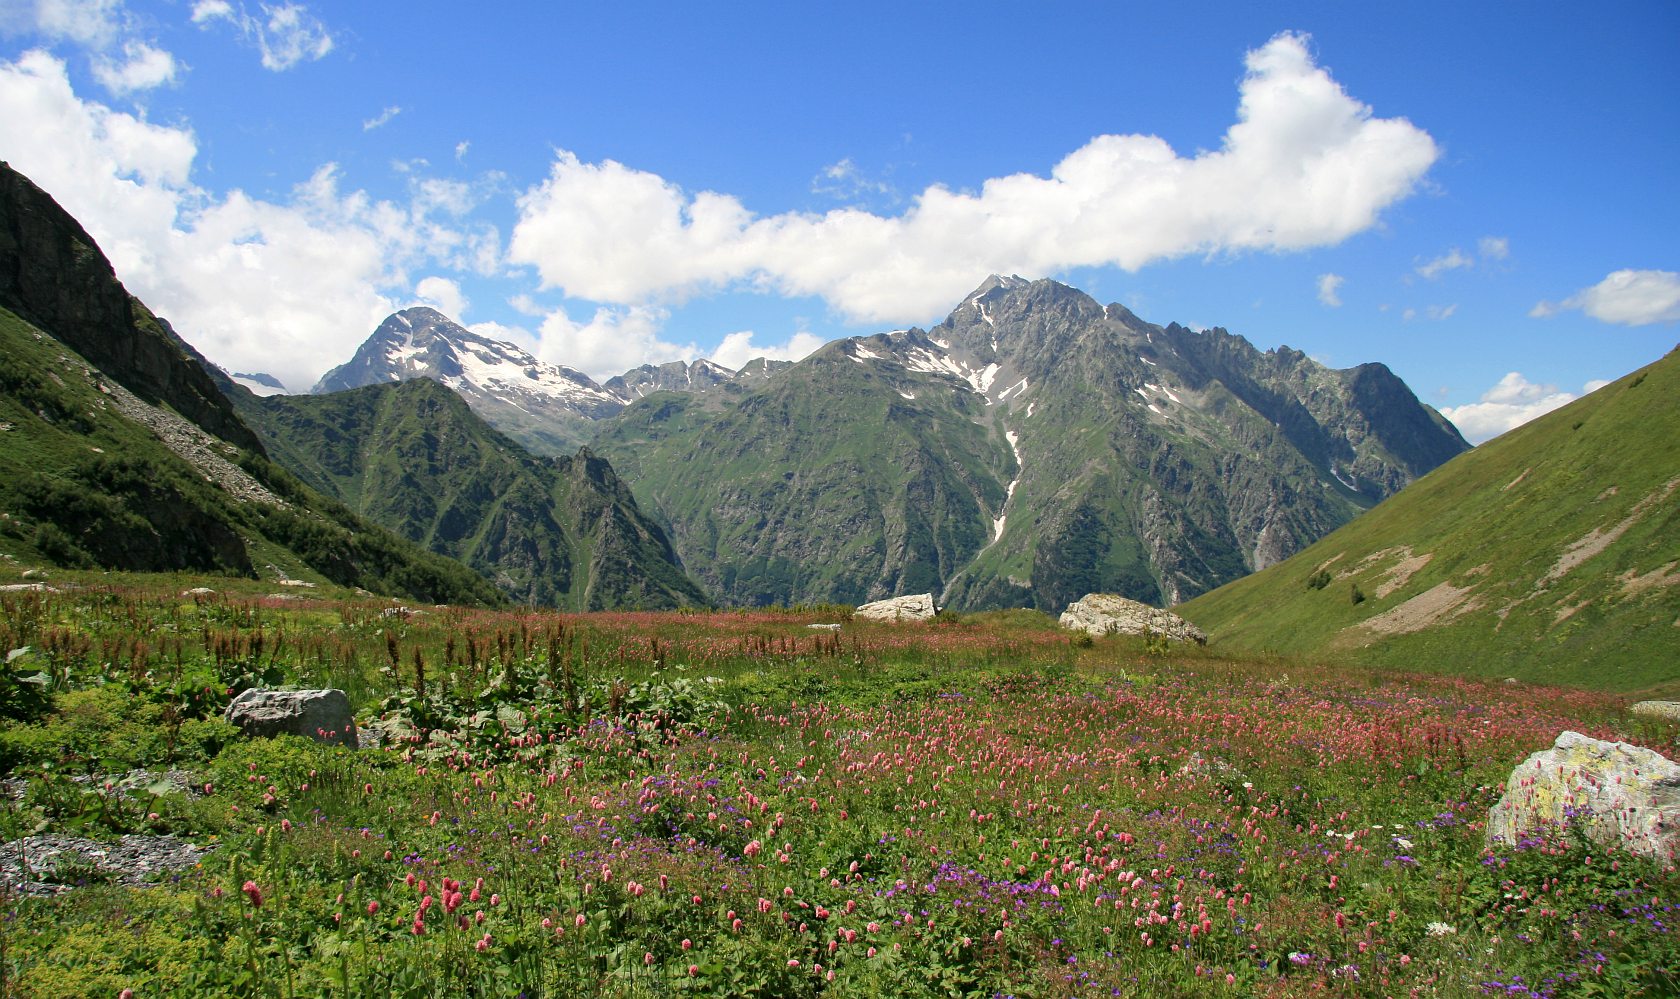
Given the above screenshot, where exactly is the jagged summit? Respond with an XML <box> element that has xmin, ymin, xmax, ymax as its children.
<box><xmin>313</xmin><ymin>306</ymin><xmax>624</xmax><ymax>454</ymax></box>
<box><xmin>315</xmin><ymin>307</ymin><xmax>614</xmax><ymax>406</ymax></box>
<box><xmin>593</xmin><ymin>276</ymin><xmax>1470</xmax><ymax>611</ymax></box>
<box><xmin>603</xmin><ymin>358</ymin><xmax>736</xmax><ymax>401</ymax></box>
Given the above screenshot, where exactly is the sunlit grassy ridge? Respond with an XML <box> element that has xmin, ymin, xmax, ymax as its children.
<box><xmin>1180</xmin><ymin>348</ymin><xmax>1680</xmax><ymax>695</ymax></box>
<box><xmin>2</xmin><ymin>574</ymin><xmax>1675</xmax><ymax>996</ymax></box>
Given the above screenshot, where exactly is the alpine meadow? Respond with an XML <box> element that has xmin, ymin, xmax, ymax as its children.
<box><xmin>1</xmin><ymin>5</ymin><xmax>1677</xmax><ymax>998</ymax></box>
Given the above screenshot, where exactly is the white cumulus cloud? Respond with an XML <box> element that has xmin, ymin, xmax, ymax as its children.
<box><xmin>0</xmin><ymin>50</ymin><xmax>485</xmax><ymax>391</ymax></box>
<box><xmin>710</xmin><ymin>330</ymin><xmax>826</xmax><ymax>370</ymax></box>
<box><xmin>535</xmin><ymin>305</ymin><xmax>697</xmax><ymax>379</ymax></box>
<box><xmin>1478</xmin><ymin>236</ymin><xmax>1509</xmax><ymax>261</ymax></box>
<box><xmin>413</xmin><ymin>276</ymin><xmax>467</xmax><ymax>320</ymax></box>
<box><xmin>509</xmin><ymin>32</ymin><xmax>1438</xmax><ymax>324</ymax></box>
<box><xmin>1531</xmin><ymin>269</ymin><xmax>1680</xmax><ymax>326</ymax></box>
<box><xmin>3</xmin><ymin>0</ymin><xmax>180</xmax><ymax>95</ymax></box>
<box><xmin>18</xmin><ymin>0</ymin><xmax>123</xmax><ymax>46</ymax></box>
<box><xmin>1440</xmin><ymin>372</ymin><xmax>1610</xmax><ymax>444</ymax></box>
<box><xmin>1316</xmin><ymin>273</ymin><xmax>1344</xmax><ymax>307</ymax></box>
<box><xmin>90</xmin><ymin>40</ymin><xmax>176</xmax><ymax>93</ymax></box>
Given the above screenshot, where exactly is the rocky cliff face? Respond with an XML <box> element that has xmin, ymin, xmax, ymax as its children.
<box><xmin>594</xmin><ymin>276</ymin><xmax>1468</xmax><ymax>610</ymax></box>
<box><xmin>0</xmin><ymin>161</ymin><xmax>262</xmax><ymax>453</ymax></box>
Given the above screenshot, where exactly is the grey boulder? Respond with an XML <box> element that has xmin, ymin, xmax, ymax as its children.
<box><xmin>225</xmin><ymin>688</ymin><xmax>358</xmax><ymax>748</ymax></box>
<box><xmin>854</xmin><ymin>593</ymin><xmax>938</xmax><ymax>622</ymax></box>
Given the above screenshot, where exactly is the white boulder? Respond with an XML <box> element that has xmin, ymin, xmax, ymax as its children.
<box><xmin>854</xmin><ymin>593</ymin><xmax>938</xmax><ymax>622</ymax></box>
<box><xmin>1485</xmin><ymin>731</ymin><xmax>1680</xmax><ymax>861</ymax></box>
<box><xmin>1058</xmin><ymin>593</ymin><xmax>1207</xmax><ymax>644</ymax></box>
<box><xmin>1631</xmin><ymin>701</ymin><xmax>1680</xmax><ymax>722</ymax></box>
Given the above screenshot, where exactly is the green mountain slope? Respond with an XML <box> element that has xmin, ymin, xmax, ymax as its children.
<box><xmin>231</xmin><ymin>378</ymin><xmax>708</xmax><ymax>610</ymax></box>
<box><xmin>594</xmin><ymin>276</ymin><xmax>1468</xmax><ymax>610</ymax></box>
<box><xmin>1177</xmin><ymin>349</ymin><xmax>1680</xmax><ymax>692</ymax></box>
<box><xmin>0</xmin><ymin>305</ymin><xmax>501</xmax><ymax>604</ymax></box>
<box><xmin>594</xmin><ymin>343</ymin><xmax>1010</xmax><ymax>606</ymax></box>
<box><xmin>0</xmin><ymin>163</ymin><xmax>501</xmax><ymax>606</ymax></box>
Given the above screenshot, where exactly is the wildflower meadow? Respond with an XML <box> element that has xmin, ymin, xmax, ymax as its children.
<box><xmin>1</xmin><ymin>581</ymin><xmax>1675</xmax><ymax>996</ymax></box>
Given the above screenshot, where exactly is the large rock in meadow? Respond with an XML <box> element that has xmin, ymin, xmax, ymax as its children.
<box><xmin>1631</xmin><ymin>701</ymin><xmax>1680</xmax><ymax>722</ymax></box>
<box><xmin>1485</xmin><ymin>731</ymin><xmax>1680</xmax><ymax>861</ymax></box>
<box><xmin>854</xmin><ymin>593</ymin><xmax>938</xmax><ymax>622</ymax></box>
<box><xmin>225</xmin><ymin>688</ymin><xmax>358</xmax><ymax>748</ymax></box>
<box><xmin>1058</xmin><ymin>593</ymin><xmax>1207</xmax><ymax>644</ymax></box>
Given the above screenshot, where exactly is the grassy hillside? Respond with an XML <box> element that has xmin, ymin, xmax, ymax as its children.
<box><xmin>593</xmin><ymin>343</ymin><xmax>1011</xmax><ymax>606</ymax></box>
<box><xmin>0</xmin><ymin>306</ymin><xmax>502</xmax><ymax>605</ymax></box>
<box><xmin>231</xmin><ymin>378</ymin><xmax>709</xmax><ymax>611</ymax></box>
<box><xmin>1179</xmin><ymin>347</ymin><xmax>1680</xmax><ymax>693</ymax></box>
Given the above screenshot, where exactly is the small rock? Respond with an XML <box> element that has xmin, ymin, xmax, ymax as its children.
<box><xmin>854</xmin><ymin>593</ymin><xmax>938</xmax><ymax>622</ymax></box>
<box><xmin>1485</xmin><ymin>731</ymin><xmax>1680</xmax><ymax>861</ymax></box>
<box><xmin>225</xmin><ymin>688</ymin><xmax>359</xmax><ymax>748</ymax></box>
<box><xmin>1058</xmin><ymin>593</ymin><xmax>1206</xmax><ymax>644</ymax></box>
<box><xmin>806</xmin><ymin>623</ymin><xmax>842</xmax><ymax>631</ymax></box>
<box><xmin>180</xmin><ymin>587</ymin><xmax>217</xmax><ymax>597</ymax></box>
<box><xmin>0</xmin><ymin>582</ymin><xmax>58</xmax><ymax>593</ymax></box>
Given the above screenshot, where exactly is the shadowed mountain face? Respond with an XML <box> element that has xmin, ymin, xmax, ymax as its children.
<box><xmin>592</xmin><ymin>276</ymin><xmax>1468</xmax><ymax>610</ymax></box>
<box><xmin>0</xmin><ymin>161</ymin><xmax>261</xmax><ymax>454</ymax></box>
<box><xmin>232</xmin><ymin>378</ymin><xmax>709</xmax><ymax>611</ymax></box>
<box><xmin>1179</xmin><ymin>347</ymin><xmax>1680</xmax><ymax>693</ymax></box>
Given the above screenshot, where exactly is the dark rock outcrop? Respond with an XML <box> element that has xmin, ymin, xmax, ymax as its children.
<box><xmin>0</xmin><ymin>161</ymin><xmax>263</xmax><ymax>453</ymax></box>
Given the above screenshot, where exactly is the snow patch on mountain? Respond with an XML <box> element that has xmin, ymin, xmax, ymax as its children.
<box><xmin>990</xmin><ymin>429</ymin><xmax>1024</xmax><ymax>544</ymax></box>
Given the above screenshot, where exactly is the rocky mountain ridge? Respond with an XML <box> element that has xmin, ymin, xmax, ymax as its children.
<box><xmin>592</xmin><ymin>275</ymin><xmax>1469</xmax><ymax>609</ymax></box>
<box><xmin>312</xmin><ymin>308</ymin><xmax>769</xmax><ymax>455</ymax></box>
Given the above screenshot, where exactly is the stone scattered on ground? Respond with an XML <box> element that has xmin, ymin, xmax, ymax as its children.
<box><xmin>1485</xmin><ymin>730</ymin><xmax>1680</xmax><ymax>861</ymax></box>
<box><xmin>180</xmin><ymin>587</ymin><xmax>217</xmax><ymax>597</ymax></box>
<box><xmin>1058</xmin><ymin>593</ymin><xmax>1207</xmax><ymax>644</ymax></box>
<box><xmin>1</xmin><ymin>833</ymin><xmax>208</xmax><ymax>898</ymax></box>
<box><xmin>1178</xmin><ymin>752</ymin><xmax>1250</xmax><ymax>786</ymax></box>
<box><xmin>1630</xmin><ymin>700</ymin><xmax>1680</xmax><ymax>722</ymax></box>
<box><xmin>806</xmin><ymin>623</ymin><xmax>842</xmax><ymax>631</ymax></box>
<box><xmin>854</xmin><ymin>593</ymin><xmax>938</xmax><ymax>622</ymax></box>
<box><xmin>225</xmin><ymin>688</ymin><xmax>359</xmax><ymax>748</ymax></box>
<box><xmin>0</xmin><ymin>582</ymin><xmax>58</xmax><ymax>593</ymax></box>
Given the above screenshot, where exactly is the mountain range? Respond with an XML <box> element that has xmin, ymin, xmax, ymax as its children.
<box><xmin>226</xmin><ymin>376</ymin><xmax>707</xmax><ymax>610</ymax></box>
<box><xmin>0</xmin><ymin>160</ymin><xmax>700</xmax><ymax>610</ymax></box>
<box><xmin>316</xmin><ymin>275</ymin><xmax>1470</xmax><ymax>610</ymax></box>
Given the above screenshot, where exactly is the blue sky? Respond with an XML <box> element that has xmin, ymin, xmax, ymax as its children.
<box><xmin>1</xmin><ymin>1</ymin><xmax>1676</xmax><ymax>442</ymax></box>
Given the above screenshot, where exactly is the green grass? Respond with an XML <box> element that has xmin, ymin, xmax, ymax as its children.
<box><xmin>1</xmin><ymin>575</ymin><xmax>1675</xmax><ymax>996</ymax></box>
<box><xmin>1179</xmin><ymin>348</ymin><xmax>1680</xmax><ymax>694</ymax></box>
